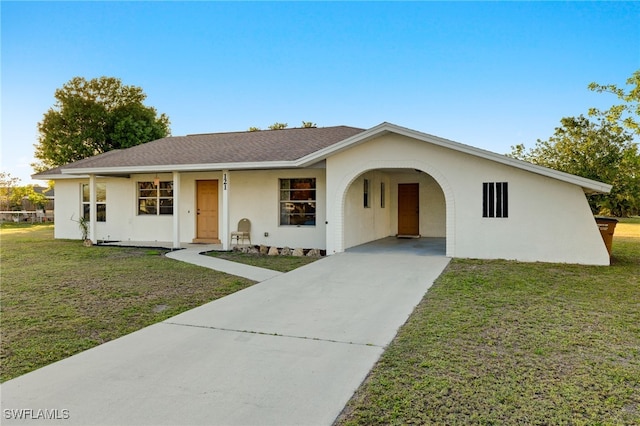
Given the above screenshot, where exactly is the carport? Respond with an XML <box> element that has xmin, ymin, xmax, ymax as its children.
<box><xmin>339</xmin><ymin>168</ymin><xmax>448</xmax><ymax>253</ymax></box>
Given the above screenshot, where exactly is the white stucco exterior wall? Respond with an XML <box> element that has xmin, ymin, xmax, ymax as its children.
<box><xmin>51</xmin><ymin>131</ymin><xmax>609</xmax><ymax>265</ymax></box>
<box><xmin>343</xmin><ymin>171</ymin><xmax>391</xmax><ymax>249</ymax></box>
<box><xmin>326</xmin><ymin>134</ymin><xmax>456</xmax><ymax>257</ymax></box>
<box><xmin>54</xmin><ymin>179</ymin><xmax>87</xmax><ymax>240</ymax></box>
<box><xmin>54</xmin><ymin>174</ymin><xmax>179</xmax><ymax>243</ymax></box>
<box><xmin>225</xmin><ymin>169</ymin><xmax>326</xmax><ymax>249</ymax></box>
<box><xmin>326</xmin><ymin>133</ymin><xmax>610</xmax><ymax>265</ymax></box>
<box><xmin>53</xmin><ymin>169</ymin><xmax>327</xmax><ymax>250</ymax></box>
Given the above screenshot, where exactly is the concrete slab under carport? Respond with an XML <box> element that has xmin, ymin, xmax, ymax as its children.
<box><xmin>347</xmin><ymin>236</ymin><xmax>446</xmax><ymax>256</ymax></box>
<box><xmin>1</xmin><ymin>238</ymin><xmax>450</xmax><ymax>426</ymax></box>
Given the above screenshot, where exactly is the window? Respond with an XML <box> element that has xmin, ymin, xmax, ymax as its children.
<box><xmin>483</xmin><ymin>182</ymin><xmax>508</xmax><ymax>218</ymax></box>
<box><xmin>380</xmin><ymin>182</ymin><xmax>386</xmax><ymax>208</ymax></box>
<box><xmin>82</xmin><ymin>183</ymin><xmax>106</xmax><ymax>222</ymax></box>
<box><xmin>280</xmin><ymin>178</ymin><xmax>316</xmax><ymax>226</ymax></box>
<box><xmin>138</xmin><ymin>181</ymin><xmax>173</xmax><ymax>215</ymax></box>
<box><xmin>363</xmin><ymin>179</ymin><xmax>370</xmax><ymax>208</ymax></box>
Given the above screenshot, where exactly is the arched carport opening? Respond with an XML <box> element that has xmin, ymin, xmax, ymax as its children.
<box><xmin>329</xmin><ymin>160</ymin><xmax>455</xmax><ymax>257</ymax></box>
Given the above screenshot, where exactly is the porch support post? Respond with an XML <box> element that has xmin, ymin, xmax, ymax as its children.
<box><xmin>89</xmin><ymin>174</ymin><xmax>97</xmax><ymax>244</ymax></box>
<box><xmin>172</xmin><ymin>171</ymin><xmax>181</xmax><ymax>249</ymax></box>
<box><xmin>221</xmin><ymin>170</ymin><xmax>230</xmax><ymax>250</ymax></box>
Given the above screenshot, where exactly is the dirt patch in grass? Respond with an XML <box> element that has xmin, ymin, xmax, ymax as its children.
<box><xmin>336</xmin><ymin>232</ymin><xmax>640</xmax><ymax>425</ymax></box>
<box><xmin>1</xmin><ymin>224</ymin><xmax>255</xmax><ymax>382</ymax></box>
<box><xmin>206</xmin><ymin>250</ymin><xmax>319</xmax><ymax>272</ymax></box>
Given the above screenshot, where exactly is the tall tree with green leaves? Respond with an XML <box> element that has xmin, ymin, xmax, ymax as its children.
<box><xmin>0</xmin><ymin>172</ymin><xmax>21</xmax><ymax>211</ymax></box>
<box><xmin>0</xmin><ymin>173</ymin><xmax>49</xmax><ymax>211</ymax></box>
<box><xmin>510</xmin><ymin>115</ymin><xmax>640</xmax><ymax>216</ymax></box>
<box><xmin>588</xmin><ymin>69</ymin><xmax>640</xmax><ymax>136</ymax></box>
<box><xmin>33</xmin><ymin>77</ymin><xmax>170</xmax><ymax>172</ymax></box>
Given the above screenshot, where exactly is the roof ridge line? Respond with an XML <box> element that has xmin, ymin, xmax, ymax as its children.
<box><xmin>186</xmin><ymin>125</ymin><xmax>361</xmax><ymax>137</ymax></box>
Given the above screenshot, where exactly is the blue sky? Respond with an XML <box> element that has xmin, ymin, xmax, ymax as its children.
<box><xmin>2</xmin><ymin>1</ymin><xmax>639</xmax><ymax>184</ymax></box>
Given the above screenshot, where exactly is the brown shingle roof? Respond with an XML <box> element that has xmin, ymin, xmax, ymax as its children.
<box><xmin>54</xmin><ymin>126</ymin><xmax>364</xmax><ymax>172</ymax></box>
<box><xmin>31</xmin><ymin>121</ymin><xmax>612</xmax><ymax>194</ymax></box>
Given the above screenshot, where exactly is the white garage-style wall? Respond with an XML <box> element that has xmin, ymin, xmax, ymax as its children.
<box><xmin>326</xmin><ymin>132</ymin><xmax>609</xmax><ymax>265</ymax></box>
<box><xmin>452</xmin><ymin>162</ymin><xmax>607</xmax><ymax>264</ymax></box>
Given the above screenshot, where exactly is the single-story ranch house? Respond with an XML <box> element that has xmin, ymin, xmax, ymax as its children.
<box><xmin>34</xmin><ymin>122</ymin><xmax>613</xmax><ymax>265</ymax></box>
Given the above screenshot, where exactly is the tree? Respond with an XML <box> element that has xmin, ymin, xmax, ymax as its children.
<box><xmin>33</xmin><ymin>76</ymin><xmax>170</xmax><ymax>172</ymax></box>
<box><xmin>248</xmin><ymin>121</ymin><xmax>317</xmax><ymax>131</ymax></box>
<box><xmin>10</xmin><ymin>186</ymin><xmax>48</xmax><ymax>211</ymax></box>
<box><xmin>588</xmin><ymin>69</ymin><xmax>640</xmax><ymax>136</ymax></box>
<box><xmin>0</xmin><ymin>173</ymin><xmax>49</xmax><ymax>211</ymax></box>
<box><xmin>0</xmin><ymin>172</ymin><xmax>21</xmax><ymax>211</ymax></box>
<box><xmin>268</xmin><ymin>122</ymin><xmax>288</xmax><ymax>130</ymax></box>
<box><xmin>510</xmin><ymin>115</ymin><xmax>640</xmax><ymax>217</ymax></box>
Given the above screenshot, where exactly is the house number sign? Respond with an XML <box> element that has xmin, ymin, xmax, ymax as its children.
<box><xmin>223</xmin><ymin>173</ymin><xmax>228</xmax><ymax>190</ymax></box>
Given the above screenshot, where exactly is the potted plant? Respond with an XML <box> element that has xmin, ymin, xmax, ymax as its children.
<box><xmin>71</xmin><ymin>214</ymin><xmax>92</xmax><ymax>246</ymax></box>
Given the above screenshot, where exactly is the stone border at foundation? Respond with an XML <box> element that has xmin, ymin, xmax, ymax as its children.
<box><xmin>232</xmin><ymin>245</ymin><xmax>325</xmax><ymax>257</ymax></box>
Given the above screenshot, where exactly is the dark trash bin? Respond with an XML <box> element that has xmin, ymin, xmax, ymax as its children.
<box><xmin>595</xmin><ymin>217</ymin><xmax>618</xmax><ymax>257</ymax></box>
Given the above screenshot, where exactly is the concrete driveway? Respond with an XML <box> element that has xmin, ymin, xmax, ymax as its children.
<box><xmin>1</xmin><ymin>238</ymin><xmax>450</xmax><ymax>426</ymax></box>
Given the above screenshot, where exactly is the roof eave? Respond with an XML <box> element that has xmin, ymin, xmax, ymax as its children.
<box><xmin>60</xmin><ymin>160</ymin><xmax>302</xmax><ymax>176</ymax></box>
<box><xmin>299</xmin><ymin>122</ymin><xmax>612</xmax><ymax>195</ymax></box>
<box><xmin>32</xmin><ymin>172</ymin><xmax>89</xmax><ymax>180</ymax></box>
<box><xmin>51</xmin><ymin>122</ymin><xmax>613</xmax><ymax>195</ymax></box>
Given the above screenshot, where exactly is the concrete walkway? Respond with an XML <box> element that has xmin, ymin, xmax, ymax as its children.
<box><xmin>165</xmin><ymin>245</ymin><xmax>283</xmax><ymax>282</ymax></box>
<box><xmin>1</xmin><ymin>238</ymin><xmax>450</xmax><ymax>426</ymax></box>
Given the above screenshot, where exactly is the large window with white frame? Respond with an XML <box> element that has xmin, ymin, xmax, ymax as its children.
<box><xmin>82</xmin><ymin>183</ymin><xmax>106</xmax><ymax>222</ymax></box>
<box><xmin>279</xmin><ymin>178</ymin><xmax>316</xmax><ymax>226</ymax></box>
<box><xmin>138</xmin><ymin>181</ymin><xmax>173</xmax><ymax>215</ymax></box>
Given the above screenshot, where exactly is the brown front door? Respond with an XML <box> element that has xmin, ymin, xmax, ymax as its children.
<box><xmin>398</xmin><ymin>183</ymin><xmax>419</xmax><ymax>236</ymax></box>
<box><xmin>195</xmin><ymin>180</ymin><xmax>219</xmax><ymax>243</ymax></box>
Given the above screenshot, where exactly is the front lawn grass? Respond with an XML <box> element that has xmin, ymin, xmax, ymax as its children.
<box><xmin>0</xmin><ymin>223</ymin><xmax>255</xmax><ymax>382</ymax></box>
<box><xmin>616</xmin><ymin>216</ymin><xmax>640</xmax><ymax>238</ymax></box>
<box><xmin>337</xmin><ymin>227</ymin><xmax>640</xmax><ymax>425</ymax></box>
